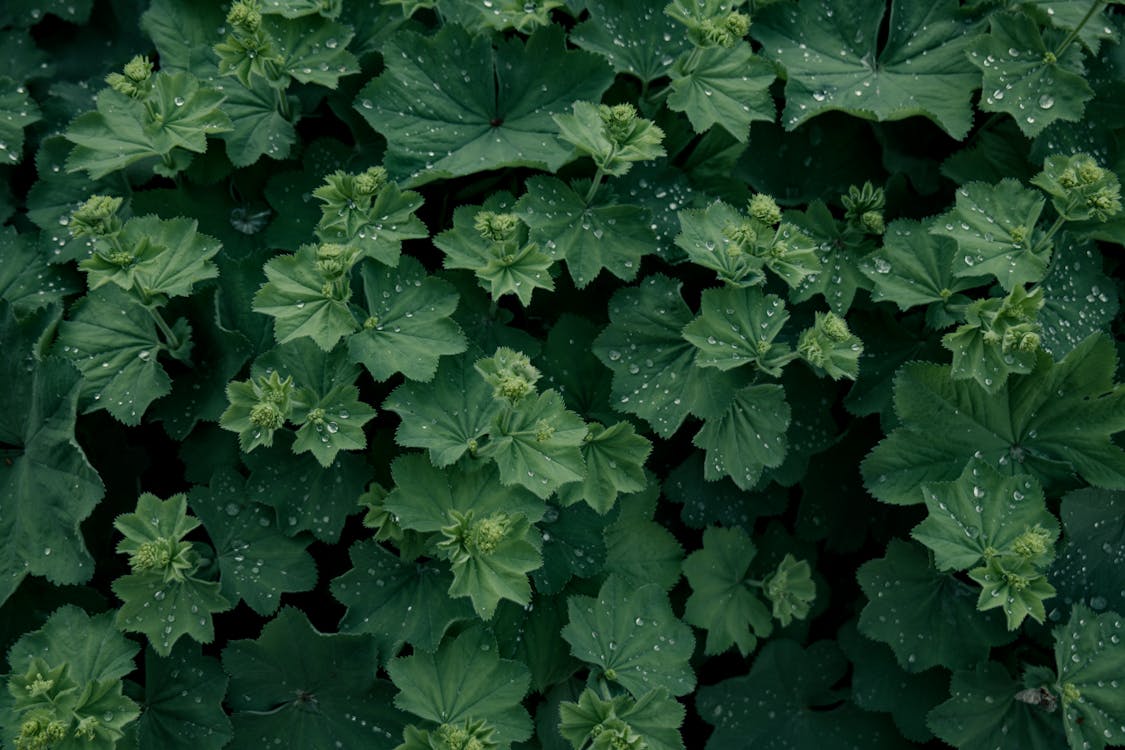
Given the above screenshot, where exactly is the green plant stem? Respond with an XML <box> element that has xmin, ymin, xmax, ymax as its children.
<box><xmin>276</xmin><ymin>88</ymin><xmax>291</xmax><ymax>120</ymax></box>
<box><xmin>1054</xmin><ymin>0</ymin><xmax>1104</xmax><ymax>58</ymax></box>
<box><xmin>145</xmin><ymin>304</ymin><xmax>181</xmax><ymax>351</ymax></box>
<box><xmin>585</xmin><ymin>166</ymin><xmax>607</xmax><ymax>204</ymax></box>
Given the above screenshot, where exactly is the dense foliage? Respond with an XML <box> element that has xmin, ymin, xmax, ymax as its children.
<box><xmin>1</xmin><ymin>0</ymin><xmax>1124</xmax><ymax>748</ymax></box>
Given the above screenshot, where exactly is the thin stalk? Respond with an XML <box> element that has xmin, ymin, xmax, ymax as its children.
<box><xmin>145</xmin><ymin>304</ymin><xmax>182</xmax><ymax>351</ymax></box>
<box><xmin>585</xmin><ymin>166</ymin><xmax>607</xmax><ymax>204</ymax></box>
<box><xmin>1054</xmin><ymin>0</ymin><xmax>1104</xmax><ymax>58</ymax></box>
<box><xmin>276</xmin><ymin>87</ymin><xmax>291</xmax><ymax>120</ymax></box>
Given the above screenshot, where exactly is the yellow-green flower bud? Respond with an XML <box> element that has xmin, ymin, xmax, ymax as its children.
<box><xmin>1061</xmin><ymin>682</ymin><xmax>1081</xmax><ymax>703</ymax></box>
<box><xmin>1042</xmin><ymin>51</ymin><xmax>1057</xmax><ymax>64</ymax></box>
<box><xmin>723</xmin><ymin>220</ymin><xmax>757</xmax><ymax>252</ymax></box>
<box><xmin>474</xmin><ymin>211</ymin><xmax>521</xmax><ymax>243</ymax></box>
<box><xmin>821</xmin><ymin>312</ymin><xmax>851</xmax><ymax>342</ymax></box>
<box><xmin>250</xmin><ymin>401</ymin><xmax>285</xmax><ymax>430</ymax></box>
<box><xmin>315</xmin><ymin>243</ymin><xmax>352</xmax><ymax>276</ymax></box>
<box><xmin>354</xmin><ymin>166</ymin><xmax>388</xmax><ymax>196</ymax></box>
<box><xmin>71</xmin><ymin>195</ymin><xmax>123</xmax><ymax>237</ymax></box>
<box><xmin>1004</xmin><ymin>570</ymin><xmax>1031</xmax><ymax>591</ymax></box>
<box><xmin>470</xmin><ymin>513</ymin><xmax>511</xmax><ymax>555</ymax></box>
<box><xmin>599</xmin><ymin>103</ymin><xmax>638</xmax><ymax>142</ymax></box>
<box><xmin>74</xmin><ymin>716</ymin><xmax>99</xmax><ymax>741</ymax></box>
<box><xmin>1076</xmin><ymin>157</ymin><xmax>1104</xmax><ymax>184</ymax></box>
<box><xmin>363</xmin><ymin>315</ymin><xmax>380</xmax><ymax>330</ymax></box>
<box><xmin>1012</xmin><ymin>525</ymin><xmax>1051</xmax><ymax>558</ymax></box>
<box><xmin>749</xmin><ymin>194</ymin><xmax>782</xmax><ymax>226</ymax></box>
<box><xmin>534</xmin><ymin>419</ymin><xmax>555</xmax><ymax>443</ymax></box>
<box><xmin>123</xmin><ymin>55</ymin><xmax>153</xmax><ymax>83</ymax></box>
<box><xmin>1009</xmin><ymin>226</ymin><xmax>1027</xmax><ymax>244</ymax></box>
<box><xmin>861</xmin><ymin>210</ymin><xmax>885</xmax><ymax>235</ymax></box>
<box><xmin>227</xmin><ymin>1</ymin><xmax>262</xmax><ymax>32</ymax></box>
<box><xmin>724</xmin><ymin>12</ymin><xmax>751</xmax><ymax>39</ymax></box>
<box><xmin>1058</xmin><ymin>168</ymin><xmax>1079</xmax><ymax>189</ymax></box>
<box><xmin>1086</xmin><ymin>185</ymin><xmax>1122</xmax><ymax>220</ymax></box>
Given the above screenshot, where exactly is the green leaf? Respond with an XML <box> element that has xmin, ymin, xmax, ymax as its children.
<box><xmin>594</xmin><ymin>275</ymin><xmax>740</xmax><ymax>437</ymax></box>
<box><xmin>553</xmin><ymin>100</ymin><xmax>666</xmax><ymax>177</ymax></box>
<box><xmin>1038</xmin><ymin>235</ymin><xmax>1119</xmax><ymax>358</ymax></box>
<box><xmin>243</xmin><ymin>431</ymin><xmax>369</xmax><ymax>542</ymax></box>
<box><xmin>603</xmin><ymin>507</ymin><xmax>685</xmax><ymax>592</ymax></box>
<box><xmin>555</xmin><ymin>422</ymin><xmax>651</xmax><ymax>514</ymax></box>
<box><xmin>531</xmin><ymin>502</ymin><xmax>609</xmax><ymax>594</ymax></box>
<box><xmin>384</xmin><ymin>351</ymin><xmax>502</xmax><ymax>467</ymax></box>
<box><xmin>913</xmin><ymin>458</ymin><xmax>1057</xmax><ymax>571</ymax></box>
<box><xmin>141</xmin><ymin>0</ymin><xmax>225</xmax><ymax>76</ymax></box>
<box><xmin>1053</xmin><ymin>488</ymin><xmax>1125</xmax><ymax>616</ymax></box>
<box><xmin>136</xmin><ymin>642</ymin><xmax>233</xmax><ymax>750</ymax></box>
<box><xmin>387</xmin><ymin>626</ymin><xmax>532</xmax><ymax>745</ymax></box>
<box><xmin>863</xmin><ymin>334</ymin><xmax>1125</xmax><ymax>505</ymax></box>
<box><xmin>82</xmin><ymin>215</ymin><xmax>220</xmax><ymax>299</ymax></box>
<box><xmin>570</xmin><ymin>0</ymin><xmax>689</xmax><ymax>83</ymax></box>
<box><xmin>435</xmin><ymin>195</ymin><xmax>556</xmax><ymax>307</ymax></box>
<box><xmin>753</xmin><ymin>0</ymin><xmax>982</xmax><ymax>138</ymax></box>
<box><xmin>112</xmin><ymin>493</ymin><xmax>232</xmax><ymax>657</ymax></box>
<box><xmin>786</xmin><ymin>200</ymin><xmax>873</xmax><ymax>315</ymax></box>
<box><xmin>857</xmin><ymin>539</ymin><xmax>1013</xmax><ymax>672</ymax></box>
<box><xmin>348</xmin><ymin>256</ymin><xmax>467</xmax><ymax>381</ymax></box>
<box><xmin>559</xmin><ymin>688</ymin><xmax>685</xmax><ymax>750</ymax></box>
<box><xmin>291</xmin><ymin>382</ymin><xmax>376</xmax><ymax>467</ymax></box>
<box><xmin>1054</xmin><ymin>604</ymin><xmax>1125</xmax><ymax>750</ymax></box>
<box><xmin>65</xmin><ymin>71</ymin><xmax>232</xmax><ymax>179</ymax></box>
<box><xmin>860</xmin><ymin>218</ymin><xmax>980</xmax><ymax>311</ymax></box>
<box><xmin>682</xmin><ymin>526</ymin><xmax>773</xmax><ymax>657</ymax></box>
<box><xmin>188</xmin><ymin>469</ymin><xmax>318</xmax><ymax>616</ymax></box>
<box><xmin>481</xmin><ymin>389</ymin><xmax>587</xmax><ymax>500</ymax></box>
<box><xmin>264</xmin><ymin>15</ymin><xmax>358</xmax><ymax>88</ymax></box>
<box><xmin>444</xmin><ymin>511</ymin><xmax>543</xmax><ymax>620</ymax></box>
<box><xmin>0</xmin><ymin>76</ymin><xmax>41</xmax><ymax>164</ymax></box>
<box><xmin>515</xmin><ymin>176</ymin><xmax>655</xmax><ymax>288</ymax></box>
<box><xmin>54</xmin><ymin>286</ymin><xmax>175</xmax><ymax>425</ymax></box>
<box><xmin>931</xmin><ymin>179</ymin><xmax>1052</xmax><ymax>291</ymax></box>
<box><xmin>668</xmin><ymin>44</ymin><xmax>775</xmax><ymax>141</ymax></box>
<box><xmin>254</xmin><ymin>244</ymin><xmax>359</xmax><ymax>350</ymax></box>
<box><xmin>332</xmin><ymin>539</ymin><xmax>474</xmax><ymax>655</ymax></box>
<box><xmin>838</xmin><ymin>621</ymin><xmax>946</xmax><ymax>743</ymax></box>
<box><xmin>223</xmin><ymin>607</ymin><xmax>405</xmax><ymax>749</ymax></box>
<box><xmin>562</xmin><ymin>575</ymin><xmax>695</xmax><ymax>698</ymax></box>
<box><xmin>384</xmin><ymin>453</ymin><xmax>545</xmax><ymax>534</ymax></box>
<box><xmin>0</xmin><ymin>306</ymin><xmax>102</xmax><ymax>606</ymax></box>
<box><xmin>698</xmin><ymin>639</ymin><xmax>898</xmax><ymax>750</ymax></box>
<box><xmin>969</xmin><ymin>11</ymin><xmax>1095</xmax><ymax>138</ymax></box>
<box><xmin>4</xmin><ymin>606</ymin><xmax>139</xmax><ymax>750</ymax></box>
<box><xmin>683</xmin><ymin>286</ymin><xmax>792</xmax><ymax>375</ymax></box>
<box><xmin>692</xmin><ymin>384</ymin><xmax>789</xmax><ymax>490</ymax></box>
<box><xmin>928</xmin><ymin>662</ymin><xmax>1064</xmax><ymax>750</ymax></box>
<box><xmin>315</xmin><ymin>181</ymin><xmax>428</xmax><ymax>267</ymax></box>
<box><xmin>942</xmin><ymin>285</ymin><xmax>1045</xmax><ymax>393</ymax></box>
<box><xmin>218</xmin><ymin>76</ymin><xmax>298</xmax><ymax>167</ymax></box>
<box><xmin>356</xmin><ymin>24</ymin><xmax>613</xmax><ymax>184</ymax></box>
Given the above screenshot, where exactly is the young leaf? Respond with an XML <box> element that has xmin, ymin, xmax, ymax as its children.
<box><xmin>112</xmin><ymin>493</ymin><xmax>232</xmax><ymax>656</ymax></box>
<box><xmin>753</xmin><ymin>0</ymin><xmax>982</xmax><ymax>138</ymax></box>
<box><xmin>515</xmin><ymin>176</ymin><xmax>656</xmax><ymax>288</ymax></box>
<box><xmin>314</xmin><ymin>175</ymin><xmax>428</xmax><ymax>266</ymax></box>
<box><xmin>969</xmin><ymin>11</ymin><xmax>1095</xmax><ymax>138</ymax></box>
<box><xmin>913</xmin><ymin>458</ymin><xmax>1057</xmax><ymax>572</ymax></box>
<box><xmin>387</xmin><ymin>627</ymin><xmax>532</xmax><ymax>745</ymax></box>
<box><xmin>682</xmin><ymin>526</ymin><xmax>773</xmax><ymax>657</ymax></box>
<box><xmin>667</xmin><ymin>43</ymin><xmax>776</xmax><ymax>141</ymax></box>
<box><xmin>54</xmin><ymin>285</ymin><xmax>177</xmax><ymax>426</ymax></box>
<box><xmin>559</xmin><ymin>687</ymin><xmax>685</xmax><ymax>750</ymax></box>
<box><xmin>188</xmin><ymin>469</ymin><xmax>318</xmax><ymax>616</ymax></box>
<box><xmin>593</xmin><ymin>274</ymin><xmax>740</xmax><ymax>437</ymax></box>
<box><xmin>0</xmin><ymin>305</ymin><xmax>102</xmax><ymax>607</ymax></box>
<box><xmin>383</xmin><ymin>351</ymin><xmax>502</xmax><ymax>467</ymax></box>
<box><xmin>683</xmin><ymin>285</ymin><xmax>792</xmax><ymax>375</ymax></box>
<box><xmin>692</xmin><ymin>384</ymin><xmax>789</xmax><ymax>490</ymax></box>
<box><xmin>553</xmin><ymin>101</ymin><xmax>665</xmax><ymax>177</ymax></box>
<box><xmin>291</xmin><ymin>382</ymin><xmax>375</xmax><ymax>467</ymax></box>
<box><xmin>863</xmin><ymin>334</ymin><xmax>1125</xmax><ymax>506</ymax></box>
<box><xmin>223</xmin><ymin>607</ymin><xmax>405</xmax><ymax>749</ymax></box>
<box><xmin>136</xmin><ymin>643</ymin><xmax>232</xmax><ymax>750</ymax></box>
<box><xmin>332</xmin><ymin>539</ymin><xmax>474</xmax><ymax>655</ymax></box>
<box><xmin>555</xmin><ymin>421</ymin><xmax>651</xmax><ymax>514</ymax></box>
<box><xmin>942</xmin><ymin>285</ymin><xmax>1045</xmax><ymax>393</ymax></box>
<box><xmin>347</xmin><ymin>256</ymin><xmax>467</xmax><ymax>382</ymax></box>
<box><xmin>253</xmin><ymin>244</ymin><xmax>359</xmax><ymax>350</ymax></box>
<box><xmin>562</xmin><ymin>575</ymin><xmax>696</xmax><ymax>698</ymax></box>
<box><xmin>860</xmin><ymin>218</ymin><xmax>979</xmax><ymax>312</ymax></box>
<box><xmin>857</xmin><ymin>539</ymin><xmax>1013</xmax><ymax>672</ymax></box>
<box><xmin>356</xmin><ymin>24</ymin><xmax>613</xmax><ymax>184</ymax></box>
<box><xmin>931</xmin><ymin>179</ymin><xmax>1051</xmax><ymax>291</ymax></box>
<box><xmin>481</xmin><ymin>389</ymin><xmax>587</xmax><ymax>500</ymax></box>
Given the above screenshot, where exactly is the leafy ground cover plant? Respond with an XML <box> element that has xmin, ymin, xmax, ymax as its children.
<box><xmin>1</xmin><ymin>0</ymin><xmax>1124</xmax><ymax>748</ymax></box>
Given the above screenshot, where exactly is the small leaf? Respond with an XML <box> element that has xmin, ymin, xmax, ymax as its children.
<box><xmin>253</xmin><ymin>244</ymin><xmax>358</xmax><ymax>351</ymax></box>
<box><xmin>562</xmin><ymin>575</ymin><xmax>696</xmax><ymax>698</ymax></box>
<box><xmin>692</xmin><ymin>384</ymin><xmax>789</xmax><ymax>490</ymax></box>
<box><xmin>667</xmin><ymin>44</ymin><xmax>775</xmax><ymax>141</ymax></box>
<box><xmin>556</xmin><ymin>422</ymin><xmax>651</xmax><ymax>514</ymax></box>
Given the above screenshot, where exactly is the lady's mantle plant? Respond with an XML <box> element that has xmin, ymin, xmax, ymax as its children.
<box><xmin>1</xmin><ymin>0</ymin><xmax>1124</xmax><ymax>749</ymax></box>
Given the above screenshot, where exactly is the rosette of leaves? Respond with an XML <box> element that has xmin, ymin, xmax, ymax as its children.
<box><xmin>912</xmin><ymin>458</ymin><xmax>1060</xmax><ymax>629</ymax></box>
<box><xmin>942</xmin><ymin>285</ymin><xmax>1045</xmax><ymax>393</ymax></box>
<box><xmin>65</xmin><ymin>55</ymin><xmax>232</xmax><ymax>178</ymax></box>
<box><xmin>112</xmin><ymin>492</ymin><xmax>231</xmax><ymax>656</ymax></box>
<box><xmin>2</xmin><ymin>607</ymin><xmax>139</xmax><ymax>750</ymax></box>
